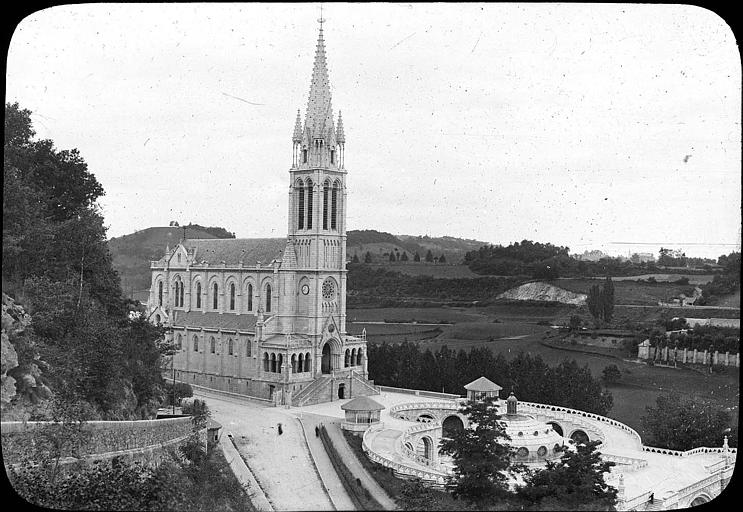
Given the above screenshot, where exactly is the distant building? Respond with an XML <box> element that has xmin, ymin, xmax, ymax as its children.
<box><xmin>631</xmin><ymin>252</ymin><xmax>656</xmax><ymax>264</ymax></box>
<box><xmin>575</xmin><ymin>249</ymin><xmax>609</xmax><ymax>261</ymax></box>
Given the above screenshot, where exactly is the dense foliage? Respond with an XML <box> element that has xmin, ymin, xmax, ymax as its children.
<box><xmin>587</xmin><ymin>277</ymin><xmax>615</xmax><ymax>323</ymax></box>
<box><xmin>647</xmin><ymin>324</ymin><xmax>739</xmax><ymax>354</ymax></box>
<box><xmin>9</xmin><ymin>435</ymin><xmax>253</xmax><ymax>511</ymax></box>
<box><xmin>368</xmin><ymin>343</ymin><xmax>613</xmax><ymax>415</ymax></box>
<box><xmin>698</xmin><ymin>252</ymin><xmax>741</xmax><ymax>305</ymax></box>
<box><xmin>641</xmin><ymin>394</ymin><xmax>737</xmax><ymax>450</ymax></box>
<box><xmin>3</xmin><ymin>103</ymin><xmax>169</xmax><ymax>420</ymax></box>
<box><xmin>440</xmin><ymin>396</ymin><xmax>516</xmax><ymax>503</ymax></box>
<box><xmin>184</xmin><ymin>223</ymin><xmax>235</xmax><ymax>239</ymax></box>
<box><xmin>347</xmin><ymin>263</ymin><xmax>520</xmax><ymax>306</ymax></box>
<box><xmin>515</xmin><ymin>440</ymin><xmax>617</xmax><ymax>510</ymax></box>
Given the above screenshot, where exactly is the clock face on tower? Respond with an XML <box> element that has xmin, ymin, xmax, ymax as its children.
<box><xmin>301</xmin><ymin>284</ymin><xmax>310</xmax><ymax>295</ymax></box>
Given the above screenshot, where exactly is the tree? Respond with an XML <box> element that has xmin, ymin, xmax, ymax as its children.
<box><xmin>439</xmin><ymin>254</ymin><xmax>447</xmax><ymax>263</ymax></box>
<box><xmin>352</xmin><ymin>253</ymin><xmax>359</xmax><ymax>263</ymax></box>
<box><xmin>602</xmin><ymin>277</ymin><xmax>615</xmax><ymax>323</ymax></box>
<box><xmin>425</xmin><ymin>250</ymin><xmax>434</xmax><ymax>263</ymax></box>
<box><xmin>400</xmin><ymin>251</ymin><xmax>408</xmax><ymax>262</ymax></box>
<box><xmin>568</xmin><ymin>315</ymin><xmax>582</xmax><ymax>331</ymax></box>
<box><xmin>586</xmin><ymin>284</ymin><xmax>602</xmax><ymax>321</ymax></box>
<box><xmin>439</xmin><ymin>396</ymin><xmax>515</xmax><ymax>504</ymax></box>
<box><xmin>516</xmin><ymin>440</ymin><xmax>617</xmax><ymax>510</ymax></box>
<box><xmin>389</xmin><ymin>252</ymin><xmax>396</xmax><ymax>262</ymax></box>
<box><xmin>601</xmin><ymin>364</ymin><xmax>621</xmax><ymax>385</ymax></box>
<box><xmin>413</xmin><ymin>252</ymin><xmax>421</xmax><ymax>262</ymax></box>
<box><xmin>641</xmin><ymin>394</ymin><xmax>734</xmax><ymax>451</ymax></box>
<box><xmin>364</xmin><ymin>251</ymin><xmax>372</xmax><ymax>264</ymax></box>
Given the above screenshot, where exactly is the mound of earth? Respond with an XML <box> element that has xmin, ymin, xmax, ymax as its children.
<box><xmin>497</xmin><ymin>281</ymin><xmax>587</xmax><ymax>305</ymax></box>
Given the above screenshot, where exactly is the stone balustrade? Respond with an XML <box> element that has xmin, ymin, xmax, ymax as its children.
<box><xmin>642</xmin><ymin>445</ymin><xmax>738</xmax><ymax>457</ymax></box>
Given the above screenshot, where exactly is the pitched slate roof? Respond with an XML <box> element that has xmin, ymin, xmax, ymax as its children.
<box><xmin>341</xmin><ymin>396</ymin><xmax>385</xmax><ymax>411</ymax></box>
<box><xmin>464</xmin><ymin>376</ymin><xmax>503</xmax><ymax>392</ymax></box>
<box><xmin>171</xmin><ymin>311</ymin><xmax>258</xmax><ymax>332</ymax></box>
<box><xmin>184</xmin><ymin>238</ymin><xmax>285</xmax><ymax>266</ymax></box>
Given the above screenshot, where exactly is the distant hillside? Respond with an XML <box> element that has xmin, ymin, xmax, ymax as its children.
<box><xmin>347</xmin><ymin>229</ymin><xmax>488</xmax><ymax>264</ymax></box>
<box><xmin>110</xmin><ymin>226</ymin><xmax>493</xmax><ymax>300</ymax></box>
<box><xmin>108</xmin><ymin>226</ymin><xmax>224</xmax><ymax>298</ymax></box>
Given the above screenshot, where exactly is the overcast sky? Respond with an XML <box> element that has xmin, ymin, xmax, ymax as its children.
<box><xmin>6</xmin><ymin>3</ymin><xmax>741</xmax><ymax>258</ymax></box>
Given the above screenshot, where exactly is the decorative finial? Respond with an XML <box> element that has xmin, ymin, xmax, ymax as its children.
<box><xmin>318</xmin><ymin>4</ymin><xmax>325</xmax><ymax>28</ymax></box>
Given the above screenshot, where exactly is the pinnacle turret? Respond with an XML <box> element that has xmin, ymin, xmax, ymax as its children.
<box><xmin>336</xmin><ymin>110</ymin><xmax>345</xmax><ymax>143</ymax></box>
<box><xmin>292</xmin><ymin>109</ymin><xmax>303</xmax><ymax>142</ymax></box>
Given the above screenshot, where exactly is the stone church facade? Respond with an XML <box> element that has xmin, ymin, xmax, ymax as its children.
<box><xmin>148</xmin><ymin>24</ymin><xmax>375</xmax><ymax>406</ymax></box>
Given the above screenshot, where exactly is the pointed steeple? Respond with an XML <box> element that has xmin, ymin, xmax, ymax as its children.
<box><xmin>304</xmin><ymin>23</ymin><xmax>334</xmax><ymax>140</ymax></box>
<box><xmin>292</xmin><ymin>109</ymin><xmax>303</xmax><ymax>142</ymax></box>
<box><xmin>336</xmin><ymin>110</ymin><xmax>345</xmax><ymax>143</ymax></box>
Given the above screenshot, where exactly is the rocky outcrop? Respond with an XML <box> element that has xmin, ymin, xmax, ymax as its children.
<box><xmin>1</xmin><ymin>293</ymin><xmax>50</xmax><ymax>416</ymax></box>
<box><xmin>497</xmin><ymin>281</ymin><xmax>587</xmax><ymax>305</ymax></box>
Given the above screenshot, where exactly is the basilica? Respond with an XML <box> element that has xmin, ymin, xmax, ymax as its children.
<box><xmin>148</xmin><ymin>23</ymin><xmax>375</xmax><ymax>406</ymax></box>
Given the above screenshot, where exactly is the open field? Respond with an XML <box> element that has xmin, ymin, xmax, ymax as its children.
<box><xmin>366</xmin><ymin>262</ymin><xmax>483</xmax><ymax>278</ymax></box>
<box><xmin>557</xmin><ymin>279</ymin><xmax>698</xmax><ymax>305</ymax></box>
<box><xmin>353</xmin><ymin>304</ymin><xmax>739</xmax><ymax>439</ymax></box>
<box><xmin>565</xmin><ymin>274</ymin><xmax>717</xmax><ymax>285</ymax></box>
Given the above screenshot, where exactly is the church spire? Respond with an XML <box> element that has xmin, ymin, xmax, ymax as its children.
<box><xmin>304</xmin><ymin>21</ymin><xmax>334</xmax><ymax>140</ymax></box>
<box><xmin>336</xmin><ymin>110</ymin><xmax>345</xmax><ymax>143</ymax></box>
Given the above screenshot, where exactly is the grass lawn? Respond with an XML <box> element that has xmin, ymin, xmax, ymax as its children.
<box><xmin>558</xmin><ymin>279</ymin><xmax>694</xmax><ymax>305</ymax></box>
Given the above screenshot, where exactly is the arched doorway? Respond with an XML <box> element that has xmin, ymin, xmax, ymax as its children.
<box><xmin>547</xmin><ymin>421</ymin><xmax>564</xmax><ymax>436</ymax></box>
<box><xmin>421</xmin><ymin>436</ymin><xmax>433</xmax><ymax>460</ymax></box>
<box><xmin>338</xmin><ymin>383</ymin><xmax>345</xmax><ymax>399</ymax></box>
<box><xmin>321</xmin><ymin>343</ymin><xmax>332</xmax><ymax>374</ymax></box>
<box><xmin>570</xmin><ymin>429</ymin><xmax>590</xmax><ymax>445</ymax></box>
<box><xmin>442</xmin><ymin>415</ymin><xmax>465</xmax><ymax>438</ymax></box>
<box><xmin>690</xmin><ymin>495</ymin><xmax>710</xmax><ymax>507</ymax></box>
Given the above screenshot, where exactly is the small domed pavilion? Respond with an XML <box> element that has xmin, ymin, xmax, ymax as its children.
<box><xmin>341</xmin><ymin>396</ymin><xmax>385</xmax><ymax>433</ymax></box>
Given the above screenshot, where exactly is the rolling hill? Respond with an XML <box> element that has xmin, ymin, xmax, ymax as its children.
<box><xmin>109</xmin><ymin>226</ymin><xmax>491</xmax><ymax>301</ymax></box>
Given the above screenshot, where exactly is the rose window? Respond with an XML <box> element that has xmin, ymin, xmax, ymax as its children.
<box><xmin>322</xmin><ymin>279</ymin><xmax>336</xmax><ymax>300</ymax></box>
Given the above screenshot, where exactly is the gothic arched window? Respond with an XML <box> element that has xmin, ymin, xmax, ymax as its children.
<box><xmin>228</xmin><ymin>338</ymin><xmax>234</xmax><ymax>355</ymax></box>
<box><xmin>298</xmin><ymin>353</ymin><xmax>304</xmax><ymax>372</ymax></box>
<box><xmin>270</xmin><ymin>353</ymin><xmax>276</xmax><ymax>373</ymax></box>
<box><xmin>229</xmin><ymin>283</ymin><xmax>236</xmax><ymax>311</ymax></box>
<box><xmin>291</xmin><ymin>354</ymin><xmax>297</xmax><ymax>373</ymax></box>
<box><xmin>357</xmin><ymin>348</ymin><xmax>362</xmax><ymax>366</ymax></box>
<box><xmin>195</xmin><ymin>282</ymin><xmax>202</xmax><ymax>309</ymax></box>
<box><xmin>265</xmin><ymin>284</ymin><xmax>272</xmax><ymax>312</ymax></box>
<box><xmin>344</xmin><ymin>349</ymin><xmax>350</xmax><ymax>367</ymax></box>
<box><xmin>331</xmin><ymin>181</ymin><xmax>339</xmax><ymax>230</ymax></box>
<box><xmin>322</xmin><ymin>180</ymin><xmax>330</xmax><ymax>229</ymax></box>
<box><xmin>306</xmin><ymin>179</ymin><xmax>313</xmax><ymax>229</ymax></box>
<box><xmin>158</xmin><ymin>281</ymin><xmax>163</xmax><ymax>306</ymax></box>
<box><xmin>193</xmin><ymin>335</ymin><xmax>199</xmax><ymax>352</ymax></box>
<box><xmin>298</xmin><ymin>181</ymin><xmax>305</xmax><ymax>229</ymax></box>
<box><xmin>246</xmin><ymin>339</ymin><xmax>252</xmax><ymax>357</ymax></box>
<box><xmin>304</xmin><ymin>351</ymin><xmax>311</xmax><ymax>372</ymax></box>
<box><xmin>263</xmin><ymin>353</ymin><xmax>269</xmax><ymax>372</ymax></box>
<box><xmin>210</xmin><ymin>337</ymin><xmax>216</xmax><ymax>354</ymax></box>
<box><xmin>176</xmin><ymin>334</ymin><xmax>182</xmax><ymax>350</ymax></box>
<box><xmin>247</xmin><ymin>284</ymin><xmax>253</xmax><ymax>311</ymax></box>
<box><xmin>212</xmin><ymin>283</ymin><xmax>219</xmax><ymax>310</ymax></box>
<box><xmin>351</xmin><ymin>348</ymin><xmax>357</xmax><ymax>366</ymax></box>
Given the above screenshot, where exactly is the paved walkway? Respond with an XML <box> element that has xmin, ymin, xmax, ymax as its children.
<box><xmin>196</xmin><ymin>391</ymin><xmax>335</xmax><ymax>511</ymax></box>
<box><xmin>296</xmin><ymin>413</ymin><xmax>356</xmax><ymax>510</ymax></box>
<box><xmin>322</xmin><ymin>422</ymin><xmax>399</xmax><ymax>510</ymax></box>
<box><xmin>219</xmin><ymin>432</ymin><xmax>273</xmax><ymax>511</ymax></box>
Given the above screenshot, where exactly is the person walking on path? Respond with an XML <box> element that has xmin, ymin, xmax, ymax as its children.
<box><xmin>315</xmin><ymin>425</ymin><xmax>319</xmax><ymax>437</ymax></box>
<box><xmin>278</xmin><ymin>422</ymin><xmax>283</xmax><ymax>435</ymax></box>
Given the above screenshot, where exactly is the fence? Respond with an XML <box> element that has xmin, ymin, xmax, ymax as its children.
<box><xmin>637</xmin><ymin>343</ymin><xmax>740</xmax><ymax>368</ymax></box>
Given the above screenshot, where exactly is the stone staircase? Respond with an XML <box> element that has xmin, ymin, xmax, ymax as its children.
<box><xmin>293</xmin><ymin>376</ymin><xmax>332</xmax><ymax>407</ymax></box>
<box><xmin>350</xmin><ymin>373</ymin><xmax>380</xmax><ymax>396</ymax></box>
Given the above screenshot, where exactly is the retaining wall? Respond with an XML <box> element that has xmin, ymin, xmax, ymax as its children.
<box><xmin>1</xmin><ymin>417</ymin><xmax>195</xmax><ymax>467</ymax></box>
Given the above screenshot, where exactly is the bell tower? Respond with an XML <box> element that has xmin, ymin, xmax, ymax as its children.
<box><xmin>288</xmin><ymin>19</ymin><xmax>348</xmax><ymax>337</ymax></box>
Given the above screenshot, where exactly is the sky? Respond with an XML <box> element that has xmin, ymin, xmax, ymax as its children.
<box><xmin>6</xmin><ymin>3</ymin><xmax>741</xmax><ymax>259</ymax></box>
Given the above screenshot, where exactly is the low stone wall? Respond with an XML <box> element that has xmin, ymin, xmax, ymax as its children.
<box><xmin>1</xmin><ymin>417</ymin><xmax>195</xmax><ymax>466</ymax></box>
<box><xmin>637</xmin><ymin>343</ymin><xmax>740</xmax><ymax>367</ymax></box>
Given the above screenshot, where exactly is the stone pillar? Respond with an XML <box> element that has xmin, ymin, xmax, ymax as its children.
<box><xmin>683</xmin><ymin>348</ymin><xmax>688</xmax><ymax>363</ymax></box>
<box><xmin>693</xmin><ymin>348</ymin><xmax>698</xmax><ymax>364</ymax></box>
<box><xmin>713</xmin><ymin>351</ymin><xmax>719</xmax><ymax>365</ymax></box>
<box><xmin>725</xmin><ymin>352</ymin><xmax>729</xmax><ymax>366</ymax></box>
